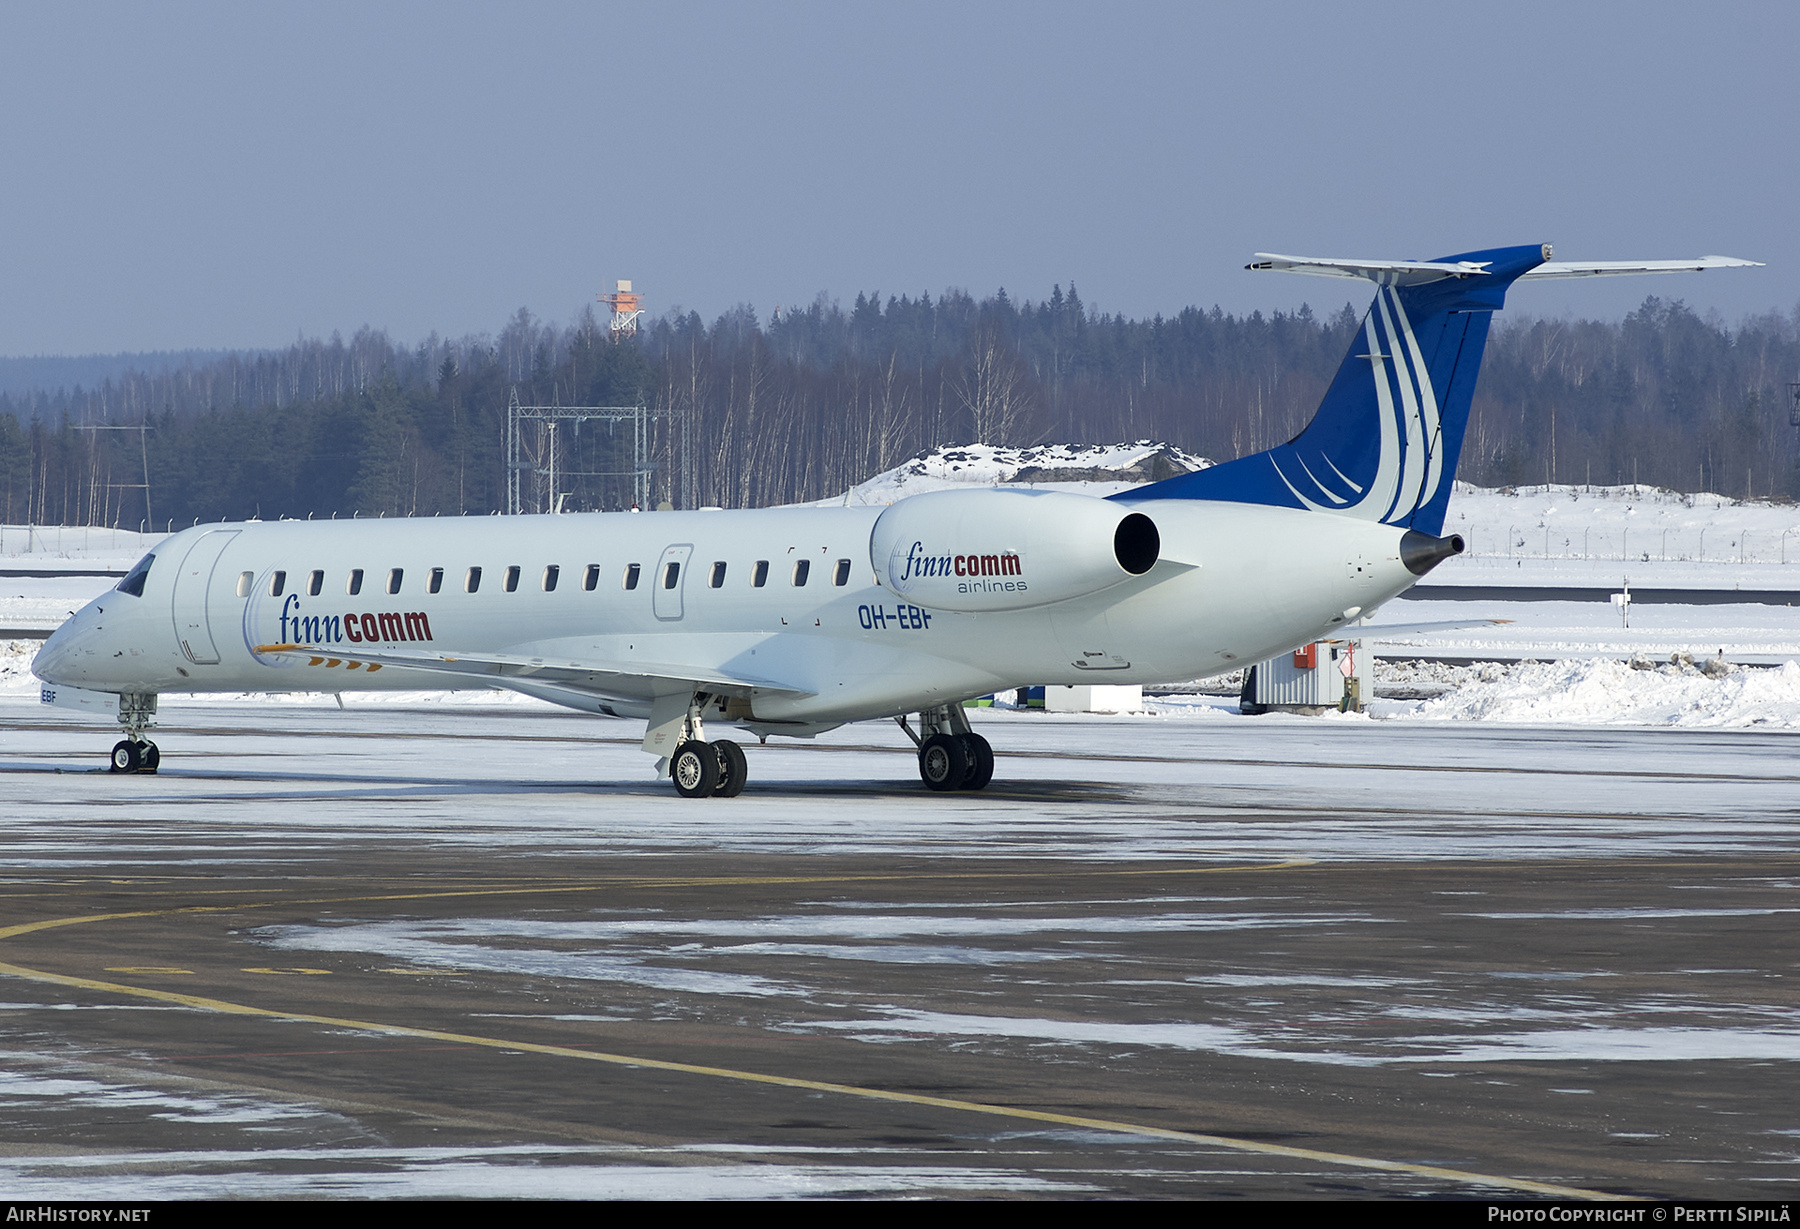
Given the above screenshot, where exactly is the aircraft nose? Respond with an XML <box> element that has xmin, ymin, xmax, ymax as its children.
<box><xmin>32</xmin><ymin>601</ymin><xmax>102</xmax><ymax>685</ymax></box>
<box><xmin>31</xmin><ymin>623</ymin><xmax>76</xmax><ymax>684</ymax></box>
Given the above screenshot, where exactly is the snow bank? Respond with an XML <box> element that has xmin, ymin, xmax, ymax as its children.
<box><xmin>824</xmin><ymin>442</ymin><xmax>1208</xmax><ymax>505</ymax></box>
<box><xmin>1404</xmin><ymin>657</ymin><xmax>1800</xmax><ymax>729</ymax></box>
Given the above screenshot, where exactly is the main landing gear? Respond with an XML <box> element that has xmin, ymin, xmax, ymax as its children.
<box><xmin>657</xmin><ymin>692</ymin><xmax>750</xmax><ymax>798</ymax></box>
<box><xmin>108</xmin><ymin>693</ymin><xmax>160</xmax><ymax>775</ymax></box>
<box><xmin>670</xmin><ymin>737</ymin><xmax>748</xmax><ymax>799</ymax></box>
<box><xmin>898</xmin><ymin>704</ymin><xmax>994</xmax><ymax>792</ymax></box>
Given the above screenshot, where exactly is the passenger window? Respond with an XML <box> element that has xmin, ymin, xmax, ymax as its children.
<box><xmin>466</xmin><ymin>566</ymin><xmax>482</xmax><ymax>593</ymax></box>
<box><xmin>308</xmin><ymin>570</ymin><xmax>324</xmax><ymax>597</ymax></box>
<box><xmin>347</xmin><ymin>569</ymin><xmax>364</xmax><ymax>596</ymax></box>
<box><xmin>116</xmin><ymin>553</ymin><xmax>155</xmax><ymax>597</ymax></box>
<box><xmin>269</xmin><ymin>570</ymin><xmax>286</xmax><ymax>597</ymax></box>
<box><xmin>709</xmin><ymin>561</ymin><xmax>727</xmax><ymax>588</ymax></box>
<box><xmin>543</xmin><ymin>564</ymin><xmax>559</xmax><ymax>592</ymax></box>
<box><xmin>791</xmin><ymin>559</ymin><xmax>810</xmax><ymax>586</ymax></box>
<box><xmin>388</xmin><ymin>567</ymin><xmax>403</xmax><ymax>595</ymax></box>
<box><xmin>832</xmin><ymin>558</ymin><xmax>851</xmax><ymax>586</ymax></box>
<box><xmin>505</xmin><ymin>565</ymin><xmax>521</xmax><ymax>593</ymax></box>
<box><xmin>237</xmin><ymin>571</ymin><xmax>254</xmax><ymax>598</ymax></box>
<box><xmin>662</xmin><ymin>561</ymin><xmax>681</xmax><ymax>589</ymax></box>
<box><xmin>623</xmin><ymin>564</ymin><xmax>640</xmax><ymax>590</ymax></box>
<box><xmin>752</xmin><ymin>560</ymin><xmax>769</xmax><ymax>588</ymax></box>
<box><xmin>583</xmin><ymin>564</ymin><xmax>600</xmax><ymax>591</ymax></box>
<box><xmin>428</xmin><ymin>567</ymin><xmax>443</xmax><ymax>594</ymax></box>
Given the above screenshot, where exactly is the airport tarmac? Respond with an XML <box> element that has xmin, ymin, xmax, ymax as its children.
<box><xmin>0</xmin><ymin>696</ymin><xmax>1797</xmax><ymax>1199</ymax></box>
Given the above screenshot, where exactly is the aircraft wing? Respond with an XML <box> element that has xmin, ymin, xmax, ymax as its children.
<box><xmin>1332</xmin><ymin>618</ymin><xmax>1513</xmax><ymax>640</ymax></box>
<box><xmin>251</xmin><ymin>642</ymin><xmax>817</xmax><ymax>699</ymax></box>
<box><xmin>1519</xmin><ymin>256</ymin><xmax>1762</xmax><ymax>280</ymax></box>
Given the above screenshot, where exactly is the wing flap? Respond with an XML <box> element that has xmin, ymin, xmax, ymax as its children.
<box><xmin>252</xmin><ymin>642</ymin><xmax>816</xmax><ymax>699</ymax></box>
<box><xmin>1332</xmin><ymin>618</ymin><xmax>1513</xmax><ymax>641</ymax></box>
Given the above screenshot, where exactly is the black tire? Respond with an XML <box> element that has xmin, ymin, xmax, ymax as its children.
<box><xmin>713</xmin><ymin>739</ymin><xmax>747</xmax><ymax>798</ymax></box>
<box><xmin>671</xmin><ymin>740</ymin><xmax>718</xmax><ymax>798</ymax></box>
<box><xmin>919</xmin><ymin>734</ymin><xmax>968</xmax><ymax>792</ymax></box>
<box><xmin>110</xmin><ymin>740</ymin><xmax>139</xmax><ymax>774</ymax></box>
<box><xmin>959</xmin><ymin>733</ymin><xmax>994</xmax><ymax>790</ymax></box>
<box><xmin>1238</xmin><ymin>665</ymin><xmax>1264</xmax><ymax>716</ymax></box>
<box><xmin>140</xmin><ymin>742</ymin><xmax>160</xmax><ymax>774</ymax></box>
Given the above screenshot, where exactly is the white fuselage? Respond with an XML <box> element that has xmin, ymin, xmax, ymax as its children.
<box><xmin>33</xmin><ymin>497</ymin><xmax>1421</xmax><ymax>734</ymax></box>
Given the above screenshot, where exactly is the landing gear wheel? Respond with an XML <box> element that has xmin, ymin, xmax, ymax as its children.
<box><xmin>919</xmin><ymin>734</ymin><xmax>969</xmax><ymax>792</ymax></box>
<box><xmin>712</xmin><ymin>739</ymin><xmax>748</xmax><ymax>798</ymax></box>
<box><xmin>671</xmin><ymin>739</ymin><xmax>719</xmax><ymax>798</ymax></box>
<box><xmin>110</xmin><ymin>740</ymin><xmax>140</xmax><ymax>774</ymax></box>
<box><xmin>959</xmin><ymin>733</ymin><xmax>994</xmax><ymax>790</ymax></box>
<box><xmin>139</xmin><ymin>742</ymin><xmax>160</xmax><ymax>774</ymax></box>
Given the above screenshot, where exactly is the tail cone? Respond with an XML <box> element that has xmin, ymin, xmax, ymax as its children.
<box><xmin>1400</xmin><ymin>530</ymin><xmax>1465</xmax><ymax>576</ymax></box>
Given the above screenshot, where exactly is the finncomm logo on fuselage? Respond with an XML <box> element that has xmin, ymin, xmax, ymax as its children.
<box><xmin>277</xmin><ymin>595</ymin><xmax>433</xmax><ymax>646</ymax></box>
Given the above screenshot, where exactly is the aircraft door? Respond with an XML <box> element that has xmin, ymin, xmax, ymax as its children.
<box><xmin>169</xmin><ymin>529</ymin><xmax>241</xmax><ymax>665</ymax></box>
<box><xmin>653</xmin><ymin>543</ymin><xmax>693</xmax><ymax>621</ymax></box>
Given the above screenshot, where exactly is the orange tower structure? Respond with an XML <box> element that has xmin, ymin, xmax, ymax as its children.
<box><xmin>599</xmin><ymin>279</ymin><xmax>645</xmax><ymax>339</ymax></box>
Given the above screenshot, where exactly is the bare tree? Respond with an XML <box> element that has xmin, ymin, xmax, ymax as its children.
<box><xmin>951</xmin><ymin>323</ymin><xmax>1036</xmax><ymax>445</ymax></box>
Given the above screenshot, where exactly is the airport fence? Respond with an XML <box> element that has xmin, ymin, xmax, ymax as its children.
<box><xmin>0</xmin><ymin>524</ymin><xmax>167</xmax><ymax>560</ymax></box>
<box><xmin>1464</xmin><ymin>525</ymin><xmax>1800</xmax><ymax>565</ymax></box>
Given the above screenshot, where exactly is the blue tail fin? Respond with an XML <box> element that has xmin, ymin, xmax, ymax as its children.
<box><xmin>1120</xmin><ymin>244</ymin><xmax>1549</xmax><ymax>535</ymax></box>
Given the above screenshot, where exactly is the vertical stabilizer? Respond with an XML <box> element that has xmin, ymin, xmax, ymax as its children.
<box><xmin>1121</xmin><ymin>244</ymin><xmax>1551</xmax><ymax>535</ymax></box>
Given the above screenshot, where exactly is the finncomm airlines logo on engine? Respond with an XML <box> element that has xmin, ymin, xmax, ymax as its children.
<box><xmin>888</xmin><ymin>540</ymin><xmax>1026</xmax><ymax>597</ymax></box>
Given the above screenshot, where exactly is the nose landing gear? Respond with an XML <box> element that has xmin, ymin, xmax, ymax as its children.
<box><xmin>108</xmin><ymin>693</ymin><xmax>161</xmax><ymax>774</ymax></box>
<box><xmin>109</xmin><ymin>739</ymin><xmax>160</xmax><ymax>774</ymax></box>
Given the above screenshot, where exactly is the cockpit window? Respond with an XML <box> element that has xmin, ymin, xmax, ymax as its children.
<box><xmin>115</xmin><ymin>553</ymin><xmax>155</xmax><ymax>597</ymax></box>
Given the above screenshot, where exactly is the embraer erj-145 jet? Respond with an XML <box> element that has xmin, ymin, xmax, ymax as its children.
<box><xmin>33</xmin><ymin>245</ymin><xmax>1759</xmax><ymax>795</ymax></box>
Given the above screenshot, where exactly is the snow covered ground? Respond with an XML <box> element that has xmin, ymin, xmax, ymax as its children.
<box><xmin>1437</xmin><ymin>482</ymin><xmax>1800</xmax><ymax>580</ymax></box>
<box><xmin>8</xmin><ymin>699</ymin><xmax>1797</xmax><ymax>1197</ymax></box>
<box><xmin>0</xmin><ymin>523</ymin><xmax>160</xmax><ymax>568</ymax></box>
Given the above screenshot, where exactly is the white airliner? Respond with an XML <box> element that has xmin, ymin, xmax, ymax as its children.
<box><xmin>32</xmin><ymin>246</ymin><xmax>1760</xmax><ymax>795</ymax></box>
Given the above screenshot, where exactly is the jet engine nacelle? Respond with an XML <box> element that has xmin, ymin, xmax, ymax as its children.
<box><xmin>868</xmin><ymin>488</ymin><xmax>1160</xmax><ymax>612</ymax></box>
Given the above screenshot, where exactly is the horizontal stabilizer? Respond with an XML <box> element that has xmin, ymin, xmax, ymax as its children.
<box><xmin>1247</xmin><ymin>253</ymin><xmax>1501</xmax><ymax>286</ymax></box>
<box><xmin>1519</xmin><ymin>256</ymin><xmax>1763</xmax><ymax>279</ymax></box>
<box><xmin>1251</xmin><ymin>251</ymin><xmax>1763</xmax><ymax>285</ymax></box>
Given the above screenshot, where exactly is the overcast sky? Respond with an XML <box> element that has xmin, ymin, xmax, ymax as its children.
<box><xmin>1</xmin><ymin>1</ymin><xmax>1794</xmax><ymax>356</ymax></box>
